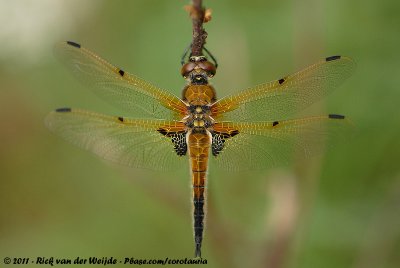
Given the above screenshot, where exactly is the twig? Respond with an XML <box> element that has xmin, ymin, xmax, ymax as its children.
<box><xmin>189</xmin><ymin>0</ymin><xmax>208</xmax><ymax>56</ymax></box>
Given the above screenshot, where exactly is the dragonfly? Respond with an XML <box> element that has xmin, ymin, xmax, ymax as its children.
<box><xmin>46</xmin><ymin>41</ymin><xmax>355</xmax><ymax>257</ymax></box>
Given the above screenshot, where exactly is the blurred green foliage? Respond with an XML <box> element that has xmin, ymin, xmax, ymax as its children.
<box><xmin>1</xmin><ymin>0</ymin><xmax>400</xmax><ymax>267</ymax></box>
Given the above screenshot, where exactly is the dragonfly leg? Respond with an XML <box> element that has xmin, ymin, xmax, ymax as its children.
<box><xmin>202</xmin><ymin>46</ymin><xmax>218</xmax><ymax>68</ymax></box>
<box><xmin>181</xmin><ymin>42</ymin><xmax>192</xmax><ymax>65</ymax></box>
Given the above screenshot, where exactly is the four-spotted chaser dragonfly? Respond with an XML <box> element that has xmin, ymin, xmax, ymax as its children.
<box><xmin>46</xmin><ymin>41</ymin><xmax>355</xmax><ymax>257</ymax></box>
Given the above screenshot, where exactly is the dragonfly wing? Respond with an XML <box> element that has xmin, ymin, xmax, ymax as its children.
<box><xmin>45</xmin><ymin>108</ymin><xmax>186</xmax><ymax>171</ymax></box>
<box><xmin>211</xmin><ymin>56</ymin><xmax>355</xmax><ymax>121</ymax></box>
<box><xmin>55</xmin><ymin>41</ymin><xmax>187</xmax><ymax>120</ymax></box>
<box><xmin>211</xmin><ymin>115</ymin><xmax>351</xmax><ymax>171</ymax></box>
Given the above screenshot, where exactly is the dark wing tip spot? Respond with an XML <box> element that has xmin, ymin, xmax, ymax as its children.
<box><xmin>329</xmin><ymin>114</ymin><xmax>345</xmax><ymax>119</ymax></box>
<box><xmin>118</xmin><ymin>116</ymin><xmax>124</xmax><ymax>122</ymax></box>
<box><xmin>66</xmin><ymin>41</ymin><xmax>81</xmax><ymax>48</ymax></box>
<box><xmin>118</xmin><ymin>69</ymin><xmax>125</xmax><ymax>76</ymax></box>
<box><xmin>278</xmin><ymin>78</ymin><xmax>285</xmax><ymax>84</ymax></box>
<box><xmin>272</xmin><ymin>121</ymin><xmax>279</xmax><ymax>126</ymax></box>
<box><xmin>55</xmin><ymin>107</ymin><xmax>71</xmax><ymax>112</ymax></box>
<box><xmin>326</xmin><ymin>55</ymin><xmax>341</xmax><ymax>62</ymax></box>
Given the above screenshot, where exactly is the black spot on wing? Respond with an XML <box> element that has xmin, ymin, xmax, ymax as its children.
<box><xmin>157</xmin><ymin>128</ymin><xmax>168</xmax><ymax>136</ymax></box>
<box><xmin>230</xmin><ymin>130</ymin><xmax>239</xmax><ymax>137</ymax></box>
<box><xmin>212</xmin><ymin>134</ymin><xmax>225</xmax><ymax>156</ymax></box>
<box><xmin>212</xmin><ymin>130</ymin><xmax>239</xmax><ymax>156</ymax></box>
<box><xmin>55</xmin><ymin>107</ymin><xmax>71</xmax><ymax>112</ymax></box>
<box><xmin>66</xmin><ymin>41</ymin><xmax>81</xmax><ymax>48</ymax></box>
<box><xmin>171</xmin><ymin>133</ymin><xmax>187</xmax><ymax>156</ymax></box>
<box><xmin>118</xmin><ymin>116</ymin><xmax>124</xmax><ymax>122</ymax></box>
<box><xmin>272</xmin><ymin>121</ymin><xmax>279</xmax><ymax>126</ymax></box>
<box><xmin>328</xmin><ymin>114</ymin><xmax>345</xmax><ymax>119</ymax></box>
<box><xmin>157</xmin><ymin>129</ymin><xmax>187</xmax><ymax>156</ymax></box>
<box><xmin>326</xmin><ymin>55</ymin><xmax>341</xmax><ymax>62</ymax></box>
<box><xmin>118</xmin><ymin>69</ymin><xmax>125</xmax><ymax>77</ymax></box>
<box><xmin>278</xmin><ymin>78</ymin><xmax>285</xmax><ymax>84</ymax></box>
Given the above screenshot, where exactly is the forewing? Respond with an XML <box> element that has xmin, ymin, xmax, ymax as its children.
<box><xmin>45</xmin><ymin>108</ymin><xmax>186</xmax><ymax>171</ymax></box>
<box><xmin>212</xmin><ymin>115</ymin><xmax>351</xmax><ymax>171</ymax></box>
<box><xmin>211</xmin><ymin>56</ymin><xmax>355</xmax><ymax>121</ymax></box>
<box><xmin>55</xmin><ymin>41</ymin><xmax>187</xmax><ymax>119</ymax></box>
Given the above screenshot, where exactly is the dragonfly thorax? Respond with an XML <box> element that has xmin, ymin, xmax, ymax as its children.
<box><xmin>185</xmin><ymin>105</ymin><xmax>214</xmax><ymax>132</ymax></box>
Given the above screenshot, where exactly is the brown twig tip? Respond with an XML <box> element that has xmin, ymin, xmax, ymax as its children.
<box><xmin>184</xmin><ymin>0</ymin><xmax>209</xmax><ymax>57</ymax></box>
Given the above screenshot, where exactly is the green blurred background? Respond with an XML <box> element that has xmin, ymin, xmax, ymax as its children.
<box><xmin>1</xmin><ymin>0</ymin><xmax>399</xmax><ymax>267</ymax></box>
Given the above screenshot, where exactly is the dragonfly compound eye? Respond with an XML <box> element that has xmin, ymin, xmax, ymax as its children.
<box><xmin>197</xmin><ymin>61</ymin><xmax>216</xmax><ymax>77</ymax></box>
<box><xmin>181</xmin><ymin>62</ymin><xmax>197</xmax><ymax>78</ymax></box>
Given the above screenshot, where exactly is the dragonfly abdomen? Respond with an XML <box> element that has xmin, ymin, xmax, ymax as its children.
<box><xmin>188</xmin><ymin>131</ymin><xmax>211</xmax><ymax>258</ymax></box>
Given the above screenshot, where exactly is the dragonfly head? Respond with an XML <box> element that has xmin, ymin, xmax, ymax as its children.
<box><xmin>181</xmin><ymin>56</ymin><xmax>216</xmax><ymax>84</ymax></box>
